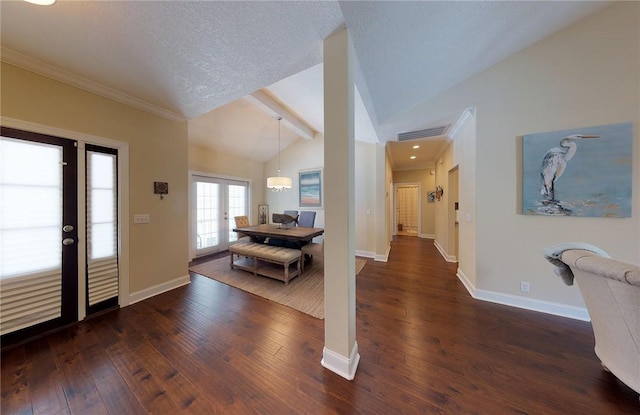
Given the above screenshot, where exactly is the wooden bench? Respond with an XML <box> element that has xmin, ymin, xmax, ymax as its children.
<box><xmin>229</xmin><ymin>241</ymin><xmax>302</xmax><ymax>283</ymax></box>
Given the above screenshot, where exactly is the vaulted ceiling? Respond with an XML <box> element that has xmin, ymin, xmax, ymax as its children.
<box><xmin>1</xmin><ymin>1</ymin><xmax>610</xmax><ymax>170</ymax></box>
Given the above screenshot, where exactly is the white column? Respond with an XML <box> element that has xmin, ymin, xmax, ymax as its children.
<box><xmin>321</xmin><ymin>27</ymin><xmax>359</xmax><ymax>380</ymax></box>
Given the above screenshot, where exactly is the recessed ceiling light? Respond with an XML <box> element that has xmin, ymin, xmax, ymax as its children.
<box><xmin>412</xmin><ymin>145</ymin><xmax>420</xmax><ymax>149</ymax></box>
<box><xmin>410</xmin><ymin>156</ymin><xmax>416</xmax><ymax>159</ymax></box>
<box><xmin>24</xmin><ymin>0</ymin><xmax>56</xmax><ymax>5</ymax></box>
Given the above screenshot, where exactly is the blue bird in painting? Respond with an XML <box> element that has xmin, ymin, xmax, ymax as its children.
<box><xmin>540</xmin><ymin>134</ymin><xmax>599</xmax><ymax>201</ymax></box>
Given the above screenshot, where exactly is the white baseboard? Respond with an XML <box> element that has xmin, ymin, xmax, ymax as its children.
<box><xmin>434</xmin><ymin>240</ymin><xmax>457</xmax><ymax>263</ymax></box>
<box><xmin>456</xmin><ymin>268</ymin><xmax>475</xmax><ymax>296</ymax></box>
<box><xmin>127</xmin><ymin>275</ymin><xmax>191</xmax><ymax>306</ymax></box>
<box><xmin>355</xmin><ymin>250</ymin><xmax>376</xmax><ymax>259</ymax></box>
<box><xmin>321</xmin><ymin>341</ymin><xmax>360</xmax><ymax>380</ymax></box>
<box><xmin>455</xmin><ymin>270</ymin><xmax>590</xmax><ymax>321</ymax></box>
<box><xmin>374</xmin><ymin>244</ymin><xmax>391</xmax><ymax>262</ymax></box>
<box><xmin>419</xmin><ymin>233</ymin><xmax>435</xmax><ymax>239</ymax></box>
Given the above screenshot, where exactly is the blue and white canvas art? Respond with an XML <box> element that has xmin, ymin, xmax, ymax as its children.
<box><xmin>522</xmin><ymin>122</ymin><xmax>632</xmax><ymax>217</ymax></box>
<box><xmin>299</xmin><ymin>169</ymin><xmax>322</xmax><ymax>208</ymax></box>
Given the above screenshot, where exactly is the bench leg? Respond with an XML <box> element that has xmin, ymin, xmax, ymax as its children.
<box><xmin>230</xmin><ymin>252</ymin><xmax>234</xmax><ymax>269</ymax></box>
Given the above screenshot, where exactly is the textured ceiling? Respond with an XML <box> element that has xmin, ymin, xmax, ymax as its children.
<box><xmin>340</xmin><ymin>1</ymin><xmax>609</xmax><ymax>128</ymax></box>
<box><xmin>0</xmin><ymin>0</ymin><xmax>611</xmax><ymax>171</ymax></box>
<box><xmin>0</xmin><ymin>0</ymin><xmax>343</xmax><ymax>118</ymax></box>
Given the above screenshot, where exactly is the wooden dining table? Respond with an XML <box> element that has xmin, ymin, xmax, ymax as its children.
<box><xmin>233</xmin><ymin>224</ymin><xmax>324</xmax><ymax>243</ymax></box>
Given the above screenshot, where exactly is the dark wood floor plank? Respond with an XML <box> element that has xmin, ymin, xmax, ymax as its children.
<box><xmin>47</xmin><ymin>330</ymin><xmax>109</xmax><ymax>415</ymax></box>
<box><xmin>2</xmin><ymin>236</ymin><xmax>638</xmax><ymax>414</ymax></box>
<box><xmin>1</xmin><ymin>347</ymin><xmax>33</xmax><ymax>415</ymax></box>
<box><xmin>24</xmin><ymin>341</ymin><xmax>67</xmax><ymax>415</ymax></box>
<box><xmin>106</xmin><ymin>342</ymin><xmax>183</xmax><ymax>414</ymax></box>
<box><xmin>132</xmin><ymin>341</ymin><xmax>218</xmax><ymax>414</ymax></box>
<box><xmin>76</xmin><ymin>318</ymin><xmax>147</xmax><ymax>415</ymax></box>
<box><xmin>150</xmin><ymin>337</ymin><xmax>255</xmax><ymax>414</ymax></box>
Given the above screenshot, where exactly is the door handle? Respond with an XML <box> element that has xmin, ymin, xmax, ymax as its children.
<box><xmin>62</xmin><ymin>238</ymin><xmax>75</xmax><ymax>246</ymax></box>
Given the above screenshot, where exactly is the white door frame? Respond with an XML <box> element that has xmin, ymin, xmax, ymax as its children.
<box><xmin>188</xmin><ymin>171</ymin><xmax>252</xmax><ymax>260</ymax></box>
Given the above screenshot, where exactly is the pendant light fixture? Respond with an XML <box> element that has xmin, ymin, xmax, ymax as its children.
<box><xmin>267</xmin><ymin>116</ymin><xmax>292</xmax><ymax>192</ymax></box>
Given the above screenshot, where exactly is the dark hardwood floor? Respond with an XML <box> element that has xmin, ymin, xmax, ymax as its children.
<box><xmin>2</xmin><ymin>236</ymin><xmax>638</xmax><ymax>414</ymax></box>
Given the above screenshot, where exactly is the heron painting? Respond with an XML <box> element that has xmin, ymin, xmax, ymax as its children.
<box><xmin>522</xmin><ymin>122</ymin><xmax>632</xmax><ymax>217</ymax></box>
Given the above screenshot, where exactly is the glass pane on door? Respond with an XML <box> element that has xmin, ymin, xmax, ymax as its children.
<box><xmin>1</xmin><ymin>138</ymin><xmax>62</xmax><ymax>278</ymax></box>
<box><xmin>1</xmin><ymin>128</ymin><xmax>78</xmax><ymax>347</ymax></box>
<box><xmin>228</xmin><ymin>184</ymin><xmax>247</xmax><ymax>243</ymax></box>
<box><xmin>86</xmin><ymin>147</ymin><xmax>119</xmax><ymax>314</ymax></box>
<box><xmin>193</xmin><ymin>177</ymin><xmax>248</xmax><ymax>256</ymax></box>
<box><xmin>196</xmin><ymin>181</ymin><xmax>220</xmax><ymax>251</ymax></box>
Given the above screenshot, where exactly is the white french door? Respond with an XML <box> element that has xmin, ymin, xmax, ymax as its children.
<box><xmin>192</xmin><ymin>175</ymin><xmax>248</xmax><ymax>257</ymax></box>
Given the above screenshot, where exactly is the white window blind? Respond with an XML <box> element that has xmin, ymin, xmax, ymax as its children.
<box><xmin>0</xmin><ymin>137</ymin><xmax>63</xmax><ymax>335</ymax></box>
<box><xmin>86</xmin><ymin>151</ymin><xmax>118</xmax><ymax>306</ymax></box>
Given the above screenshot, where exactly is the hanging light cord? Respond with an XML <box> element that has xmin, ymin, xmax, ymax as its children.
<box><xmin>277</xmin><ymin>116</ymin><xmax>282</xmax><ymax>175</ymax></box>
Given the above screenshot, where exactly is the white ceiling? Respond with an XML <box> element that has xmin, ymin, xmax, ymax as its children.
<box><xmin>0</xmin><ymin>0</ymin><xmax>610</xmax><ymax>171</ymax></box>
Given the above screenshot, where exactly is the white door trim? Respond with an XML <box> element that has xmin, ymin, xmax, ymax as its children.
<box><xmin>1</xmin><ymin>116</ymin><xmax>131</xmax><ymax>318</ymax></box>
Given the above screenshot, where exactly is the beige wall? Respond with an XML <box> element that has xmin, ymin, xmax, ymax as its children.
<box><xmin>434</xmin><ymin>145</ymin><xmax>454</xmax><ymax>260</ymax></box>
<box><xmin>454</xmin><ymin>114</ymin><xmax>477</xmax><ymax>287</ymax></box>
<box><xmin>354</xmin><ymin>140</ymin><xmax>377</xmax><ymax>254</ymax></box>
<box><xmin>392</xmin><ymin>169</ymin><xmax>436</xmax><ymax>237</ymax></box>
<box><xmin>264</xmin><ymin>133</ymin><xmax>325</xmax><ymax>229</ymax></box>
<box><xmin>409</xmin><ymin>2</ymin><xmax>640</xmax><ymax>308</ymax></box>
<box><xmin>1</xmin><ymin>62</ymin><xmax>189</xmax><ymax>294</ymax></box>
<box><xmin>188</xmin><ymin>142</ymin><xmax>265</xmax><ymax>224</ymax></box>
<box><xmin>263</xmin><ymin>133</ymin><xmax>379</xmax><ymax>255</ymax></box>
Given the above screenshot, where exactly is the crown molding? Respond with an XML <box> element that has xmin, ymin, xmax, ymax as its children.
<box><xmin>447</xmin><ymin>107</ymin><xmax>475</xmax><ymax>140</ymax></box>
<box><xmin>1</xmin><ymin>47</ymin><xmax>186</xmax><ymax>123</ymax></box>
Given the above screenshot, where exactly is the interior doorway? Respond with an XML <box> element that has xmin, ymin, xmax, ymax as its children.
<box><xmin>394</xmin><ymin>184</ymin><xmax>420</xmax><ymax>237</ymax></box>
<box><xmin>448</xmin><ymin>167</ymin><xmax>459</xmax><ymax>261</ymax></box>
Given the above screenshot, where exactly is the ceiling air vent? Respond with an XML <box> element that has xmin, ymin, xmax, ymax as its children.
<box><xmin>397</xmin><ymin>125</ymin><xmax>449</xmax><ymax>141</ymax></box>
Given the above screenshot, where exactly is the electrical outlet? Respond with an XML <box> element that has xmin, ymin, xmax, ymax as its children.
<box><xmin>520</xmin><ymin>281</ymin><xmax>530</xmax><ymax>292</ymax></box>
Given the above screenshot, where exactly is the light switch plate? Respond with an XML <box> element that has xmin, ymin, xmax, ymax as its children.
<box><xmin>134</xmin><ymin>214</ymin><xmax>150</xmax><ymax>224</ymax></box>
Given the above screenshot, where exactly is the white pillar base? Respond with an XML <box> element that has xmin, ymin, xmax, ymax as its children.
<box><xmin>321</xmin><ymin>341</ymin><xmax>360</xmax><ymax>380</ymax></box>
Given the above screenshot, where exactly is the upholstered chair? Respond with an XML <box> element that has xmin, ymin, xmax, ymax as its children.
<box><xmin>298</xmin><ymin>211</ymin><xmax>316</xmax><ymax>228</ymax></box>
<box><xmin>233</xmin><ymin>216</ymin><xmax>251</xmax><ymax>242</ymax></box>
<box><xmin>547</xmin><ymin>245</ymin><xmax>640</xmax><ymax>398</ymax></box>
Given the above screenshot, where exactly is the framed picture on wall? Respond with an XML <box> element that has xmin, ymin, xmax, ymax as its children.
<box><xmin>521</xmin><ymin>122</ymin><xmax>632</xmax><ymax>217</ymax></box>
<box><xmin>299</xmin><ymin>168</ymin><xmax>322</xmax><ymax>208</ymax></box>
<box><xmin>258</xmin><ymin>205</ymin><xmax>269</xmax><ymax>224</ymax></box>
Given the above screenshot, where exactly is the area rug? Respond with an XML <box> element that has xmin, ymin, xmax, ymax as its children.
<box><xmin>189</xmin><ymin>256</ymin><xmax>367</xmax><ymax>319</ymax></box>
